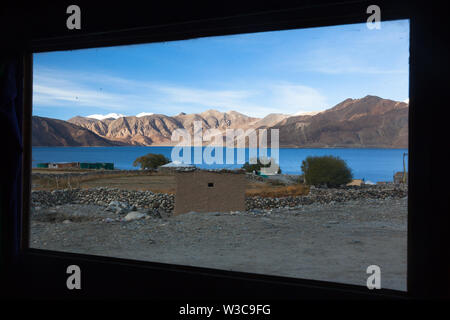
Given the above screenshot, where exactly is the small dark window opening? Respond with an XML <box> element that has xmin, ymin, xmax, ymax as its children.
<box><xmin>208</xmin><ymin>182</ymin><xmax>214</xmax><ymax>187</ymax></box>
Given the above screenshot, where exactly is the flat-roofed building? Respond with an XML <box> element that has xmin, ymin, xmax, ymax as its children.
<box><xmin>48</xmin><ymin>162</ymin><xmax>80</xmax><ymax>169</ymax></box>
<box><xmin>158</xmin><ymin>161</ymin><xmax>195</xmax><ymax>173</ymax></box>
<box><xmin>174</xmin><ymin>169</ymin><xmax>246</xmax><ymax>215</ymax></box>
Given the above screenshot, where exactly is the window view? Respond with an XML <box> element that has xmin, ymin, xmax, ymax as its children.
<box><xmin>30</xmin><ymin>20</ymin><xmax>409</xmax><ymax>291</ymax></box>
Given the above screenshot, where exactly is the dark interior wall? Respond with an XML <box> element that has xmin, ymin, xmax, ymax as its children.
<box><xmin>2</xmin><ymin>1</ymin><xmax>413</xmax><ymax>52</ymax></box>
<box><xmin>0</xmin><ymin>55</ymin><xmax>24</xmax><ymax>292</ymax></box>
<box><xmin>407</xmin><ymin>2</ymin><xmax>449</xmax><ymax>298</ymax></box>
<box><xmin>0</xmin><ymin>0</ymin><xmax>448</xmax><ymax>299</ymax></box>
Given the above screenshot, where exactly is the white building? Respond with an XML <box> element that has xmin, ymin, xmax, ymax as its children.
<box><xmin>158</xmin><ymin>161</ymin><xmax>195</xmax><ymax>172</ymax></box>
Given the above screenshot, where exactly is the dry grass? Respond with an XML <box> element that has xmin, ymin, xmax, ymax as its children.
<box><xmin>32</xmin><ymin>175</ymin><xmax>84</xmax><ymax>190</ymax></box>
<box><xmin>32</xmin><ymin>168</ymin><xmax>94</xmax><ymax>174</ymax></box>
<box><xmin>245</xmin><ymin>182</ymin><xmax>310</xmax><ymax>198</ymax></box>
<box><xmin>31</xmin><ymin>170</ymin><xmax>162</xmax><ymax>191</ymax></box>
<box><xmin>78</xmin><ymin>173</ymin><xmax>176</xmax><ymax>193</ymax></box>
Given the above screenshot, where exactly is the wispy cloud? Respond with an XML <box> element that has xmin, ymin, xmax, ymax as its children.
<box><xmin>33</xmin><ymin>68</ymin><xmax>328</xmax><ymax>118</ymax></box>
<box><xmin>267</xmin><ymin>83</ymin><xmax>327</xmax><ymax>109</ymax></box>
<box><xmin>302</xmin><ymin>53</ymin><xmax>407</xmax><ymax>75</ymax></box>
<box><xmin>279</xmin><ymin>21</ymin><xmax>409</xmax><ymax>76</ymax></box>
<box><xmin>33</xmin><ymin>72</ymin><xmax>141</xmax><ymax>110</ymax></box>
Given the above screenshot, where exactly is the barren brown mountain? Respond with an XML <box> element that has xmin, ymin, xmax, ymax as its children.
<box><xmin>37</xmin><ymin>95</ymin><xmax>407</xmax><ymax>148</ymax></box>
<box><xmin>272</xmin><ymin>95</ymin><xmax>408</xmax><ymax>148</ymax></box>
<box><xmin>68</xmin><ymin>110</ymin><xmax>260</xmax><ymax>146</ymax></box>
<box><xmin>68</xmin><ymin>114</ymin><xmax>184</xmax><ymax>145</ymax></box>
<box><xmin>252</xmin><ymin>113</ymin><xmax>290</xmax><ymax>128</ymax></box>
<box><xmin>32</xmin><ymin>116</ymin><xmax>126</xmax><ymax>146</ymax></box>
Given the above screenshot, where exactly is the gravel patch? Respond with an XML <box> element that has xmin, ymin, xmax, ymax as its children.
<box><xmin>30</xmin><ymin>196</ymin><xmax>407</xmax><ymax>291</ymax></box>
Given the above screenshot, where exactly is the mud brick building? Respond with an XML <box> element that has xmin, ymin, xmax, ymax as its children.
<box><xmin>174</xmin><ymin>169</ymin><xmax>246</xmax><ymax>215</ymax></box>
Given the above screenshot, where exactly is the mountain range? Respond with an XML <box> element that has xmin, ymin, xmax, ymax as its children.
<box><xmin>32</xmin><ymin>95</ymin><xmax>408</xmax><ymax>148</ymax></box>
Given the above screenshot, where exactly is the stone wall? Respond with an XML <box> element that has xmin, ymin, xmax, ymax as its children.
<box><xmin>31</xmin><ymin>183</ymin><xmax>407</xmax><ymax>214</ymax></box>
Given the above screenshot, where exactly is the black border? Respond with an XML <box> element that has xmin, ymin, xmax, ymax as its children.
<box><xmin>2</xmin><ymin>0</ymin><xmax>448</xmax><ymax>300</ymax></box>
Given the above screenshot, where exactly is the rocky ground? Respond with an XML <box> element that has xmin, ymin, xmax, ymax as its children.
<box><xmin>30</xmin><ymin>184</ymin><xmax>408</xmax><ymax>291</ymax></box>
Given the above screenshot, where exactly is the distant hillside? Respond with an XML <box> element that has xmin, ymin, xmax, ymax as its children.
<box><xmin>252</xmin><ymin>113</ymin><xmax>290</xmax><ymax>128</ymax></box>
<box><xmin>37</xmin><ymin>95</ymin><xmax>408</xmax><ymax>148</ymax></box>
<box><xmin>68</xmin><ymin>110</ymin><xmax>261</xmax><ymax>146</ymax></box>
<box><xmin>32</xmin><ymin>116</ymin><xmax>126</xmax><ymax>146</ymax></box>
<box><xmin>272</xmin><ymin>95</ymin><xmax>408</xmax><ymax>148</ymax></box>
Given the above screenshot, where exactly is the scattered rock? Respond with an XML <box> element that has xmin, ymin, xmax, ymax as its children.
<box><xmin>122</xmin><ymin>212</ymin><xmax>146</xmax><ymax>222</ymax></box>
<box><xmin>159</xmin><ymin>210</ymin><xmax>171</xmax><ymax>219</ymax></box>
<box><xmin>116</xmin><ymin>207</ymin><xmax>128</xmax><ymax>215</ymax></box>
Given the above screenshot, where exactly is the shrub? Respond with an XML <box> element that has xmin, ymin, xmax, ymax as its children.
<box><xmin>301</xmin><ymin>155</ymin><xmax>352</xmax><ymax>187</ymax></box>
<box><xmin>242</xmin><ymin>157</ymin><xmax>281</xmax><ymax>174</ymax></box>
<box><xmin>133</xmin><ymin>153</ymin><xmax>170</xmax><ymax>170</ymax></box>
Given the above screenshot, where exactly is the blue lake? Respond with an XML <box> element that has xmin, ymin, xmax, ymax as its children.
<box><xmin>32</xmin><ymin>147</ymin><xmax>408</xmax><ymax>183</ymax></box>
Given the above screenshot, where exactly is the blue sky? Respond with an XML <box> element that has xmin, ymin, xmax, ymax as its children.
<box><xmin>33</xmin><ymin>19</ymin><xmax>409</xmax><ymax>120</ymax></box>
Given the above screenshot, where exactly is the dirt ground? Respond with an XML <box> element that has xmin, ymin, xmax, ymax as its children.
<box><xmin>30</xmin><ymin>197</ymin><xmax>407</xmax><ymax>291</ymax></box>
<box><xmin>32</xmin><ymin>170</ymin><xmax>175</xmax><ymax>192</ymax></box>
<box><xmin>79</xmin><ymin>174</ymin><xmax>177</xmax><ymax>193</ymax></box>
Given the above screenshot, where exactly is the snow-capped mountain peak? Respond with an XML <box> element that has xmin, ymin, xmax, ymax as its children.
<box><xmin>86</xmin><ymin>113</ymin><xmax>125</xmax><ymax>120</ymax></box>
<box><xmin>86</xmin><ymin>112</ymin><xmax>155</xmax><ymax>119</ymax></box>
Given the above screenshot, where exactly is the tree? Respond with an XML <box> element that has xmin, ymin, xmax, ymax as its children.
<box><xmin>242</xmin><ymin>156</ymin><xmax>281</xmax><ymax>174</ymax></box>
<box><xmin>133</xmin><ymin>153</ymin><xmax>170</xmax><ymax>170</ymax></box>
<box><xmin>301</xmin><ymin>155</ymin><xmax>352</xmax><ymax>187</ymax></box>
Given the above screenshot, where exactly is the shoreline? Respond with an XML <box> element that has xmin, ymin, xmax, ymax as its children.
<box><xmin>32</xmin><ymin>148</ymin><xmax>408</xmax><ymax>182</ymax></box>
<box><xmin>32</xmin><ymin>145</ymin><xmax>408</xmax><ymax>149</ymax></box>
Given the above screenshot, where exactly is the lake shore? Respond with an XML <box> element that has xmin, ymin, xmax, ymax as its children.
<box><xmin>32</xmin><ymin>146</ymin><xmax>408</xmax><ymax>181</ymax></box>
<box><xmin>33</xmin><ymin>145</ymin><xmax>408</xmax><ymax>149</ymax></box>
